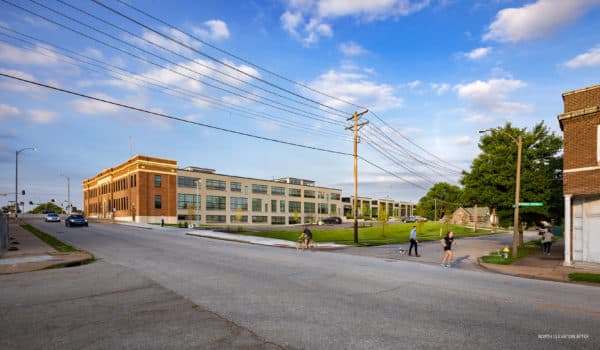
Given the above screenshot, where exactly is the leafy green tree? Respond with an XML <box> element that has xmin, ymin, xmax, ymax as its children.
<box><xmin>377</xmin><ymin>204</ymin><xmax>389</xmax><ymax>237</ymax></box>
<box><xmin>461</xmin><ymin>122</ymin><xmax>562</xmax><ymax>227</ymax></box>
<box><xmin>361</xmin><ymin>202</ymin><xmax>370</xmax><ymax>220</ymax></box>
<box><xmin>417</xmin><ymin>183</ymin><xmax>463</xmax><ymax>221</ymax></box>
<box><xmin>30</xmin><ymin>202</ymin><xmax>64</xmax><ymax>214</ymax></box>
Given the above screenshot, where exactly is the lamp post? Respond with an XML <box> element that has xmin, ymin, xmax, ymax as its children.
<box><xmin>195</xmin><ymin>179</ymin><xmax>200</xmax><ymax>224</ymax></box>
<box><xmin>478</xmin><ymin>128</ymin><xmax>522</xmax><ymax>258</ymax></box>
<box><xmin>60</xmin><ymin>174</ymin><xmax>71</xmax><ymax>215</ymax></box>
<box><xmin>15</xmin><ymin>147</ymin><xmax>36</xmax><ymax>221</ymax></box>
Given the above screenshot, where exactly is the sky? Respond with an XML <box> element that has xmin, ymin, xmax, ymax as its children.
<box><xmin>1</xmin><ymin>0</ymin><xmax>600</xmax><ymax>211</ymax></box>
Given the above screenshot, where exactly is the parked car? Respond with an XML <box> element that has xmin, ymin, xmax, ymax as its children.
<box><xmin>322</xmin><ymin>217</ymin><xmax>342</xmax><ymax>224</ymax></box>
<box><xmin>65</xmin><ymin>214</ymin><xmax>88</xmax><ymax>227</ymax></box>
<box><xmin>402</xmin><ymin>216</ymin><xmax>418</xmax><ymax>223</ymax></box>
<box><xmin>45</xmin><ymin>212</ymin><xmax>60</xmax><ymax>222</ymax></box>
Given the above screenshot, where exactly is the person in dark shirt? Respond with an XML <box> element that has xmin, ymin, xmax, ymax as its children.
<box><xmin>303</xmin><ymin>227</ymin><xmax>313</xmax><ymax>249</ymax></box>
<box><xmin>441</xmin><ymin>231</ymin><xmax>456</xmax><ymax>268</ymax></box>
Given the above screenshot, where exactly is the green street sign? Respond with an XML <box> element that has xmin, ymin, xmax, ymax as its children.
<box><xmin>512</xmin><ymin>202</ymin><xmax>544</xmax><ymax>208</ymax></box>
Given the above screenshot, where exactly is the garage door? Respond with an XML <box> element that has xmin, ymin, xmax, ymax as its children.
<box><xmin>584</xmin><ymin>198</ymin><xmax>600</xmax><ymax>263</ymax></box>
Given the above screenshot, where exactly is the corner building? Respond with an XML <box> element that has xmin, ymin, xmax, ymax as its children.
<box><xmin>84</xmin><ymin>155</ymin><xmax>342</xmax><ymax>226</ymax></box>
<box><xmin>558</xmin><ymin>84</ymin><xmax>600</xmax><ymax>265</ymax></box>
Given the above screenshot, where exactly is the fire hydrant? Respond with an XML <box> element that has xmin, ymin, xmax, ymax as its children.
<box><xmin>502</xmin><ymin>246</ymin><xmax>510</xmax><ymax>259</ymax></box>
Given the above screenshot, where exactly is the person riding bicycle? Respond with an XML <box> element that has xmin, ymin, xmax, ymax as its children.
<box><xmin>302</xmin><ymin>227</ymin><xmax>313</xmax><ymax>249</ymax></box>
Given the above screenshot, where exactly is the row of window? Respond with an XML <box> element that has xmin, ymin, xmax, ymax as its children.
<box><xmin>177</xmin><ymin>176</ymin><xmax>339</xmax><ymax>199</ymax></box>
<box><xmin>176</xmin><ymin>215</ymin><xmax>325</xmax><ymax>225</ymax></box>
<box><xmin>86</xmin><ymin>196</ymin><xmax>130</xmax><ymax>214</ymax></box>
<box><xmin>85</xmin><ymin>174</ymin><xmax>138</xmax><ymax>199</ymax></box>
<box><xmin>176</xmin><ymin>193</ymin><xmax>337</xmax><ymax>214</ymax></box>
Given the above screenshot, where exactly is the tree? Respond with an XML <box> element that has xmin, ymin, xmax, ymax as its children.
<box><xmin>30</xmin><ymin>202</ymin><xmax>65</xmax><ymax>214</ymax></box>
<box><xmin>461</xmin><ymin>122</ymin><xmax>563</xmax><ymax>227</ymax></box>
<box><xmin>361</xmin><ymin>202</ymin><xmax>370</xmax><ymax>220</ymax></box>
<box><xmin>377</xmin><ymin>204</ymin><xmax>389</xmax><ymax>237</ymax></box>
<box><xmin>417</xmin><ymin>183</ymin><xmax>463</xmax><ymax>221</ymax></box>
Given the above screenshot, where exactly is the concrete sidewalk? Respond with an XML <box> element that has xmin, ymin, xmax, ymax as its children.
<box><xmin>0</xmin><ymin>222</ymin><xmax>93</xmax><ymax>274</ymax></box>
<box><xmin>185</xmin><ymin>230</ymin><xmax>347</xmax><ymax>250</ymax></box>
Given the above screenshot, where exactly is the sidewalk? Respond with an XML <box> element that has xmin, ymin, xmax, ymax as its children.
<box><xmin>0</xmin><ymin>223</ymin><xmax>93</xmax><ymax>274</ymax></box>
<box><xmin>478</xmin><ymin>239</ymin><xmax>600</xmax><ymax>283</ymax></box>
<box><xmin>186</xmin><ymin>230</ymin><xmax>347</xmax><ymax>250</ymax></box>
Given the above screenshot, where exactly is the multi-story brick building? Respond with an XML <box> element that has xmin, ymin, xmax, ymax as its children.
<box><xmin>83</xmin><ymin>155</ymin><xmax>343</xmax><ymax>226</ymax></box>
<box><xmin>558</xmin><ymin>83</ymin><xmax>600</xmax><ymax>265</ymax></box>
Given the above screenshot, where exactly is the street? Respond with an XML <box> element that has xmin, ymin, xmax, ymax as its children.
<box><xmin>2</xmin><ymin>220</ymin><xmax>599</xmax><ymax>349</ymax></box>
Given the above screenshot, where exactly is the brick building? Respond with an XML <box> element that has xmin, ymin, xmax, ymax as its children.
<box><xmin>558</xmin><ymin>84</ymin><xmax>600</xmax><ymax>265</ymax></box>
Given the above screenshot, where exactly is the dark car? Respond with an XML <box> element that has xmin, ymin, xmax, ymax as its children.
<box><xmin>65</xmin><ymin>214</ymin><xmax>88</xmax><ymax>227</ymax></box>
<box><xmin>322</xmin><ymin>217</ymin><xmax>342</xmax><ymax>224</ymax></box>
<box><xmin>402</xmin><ymin>216</ymin><xmax>418</xmax><ymax>223</ymax></box>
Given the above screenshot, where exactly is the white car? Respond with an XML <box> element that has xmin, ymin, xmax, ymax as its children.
<box><xmin>45</xmin><ymin>212</ymin><xmax>61</xmax><ymax>222</ymax></box>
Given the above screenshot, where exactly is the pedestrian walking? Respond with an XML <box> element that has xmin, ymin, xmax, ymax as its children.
<box><xmin>408</xmin><ymin>225</ymin><xmax>420</xmax><ymax>257</ymax></box>
<box><xmin>542</xmin><ymin>227</ymin><xmax>553</xmax><ymax>255</ymax></box>
<box><xmin>160</xmin><ymin>215</ymin><xmax>165</xmax><ymax>227</ymax></box>
<box><xmin>441</xmin><ymin>231</ymin><xmax>455</xmax><ymax>268</ymax></box>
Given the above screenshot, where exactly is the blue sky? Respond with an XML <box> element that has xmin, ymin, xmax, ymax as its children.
<box><xmin>1</xmin><ymin>0</ymin><xmax>600</xmax><ymax>211</ymax></box>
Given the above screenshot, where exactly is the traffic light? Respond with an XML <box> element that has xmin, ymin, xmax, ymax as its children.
<box><xmin>21</xmin><ymin>190</ymin><xmax>25</xmax><ymax>195</ymax></box>
<box><xmin>29</xmin><ymin>201</ymin><xmax>33</xmax><ymax>205</ymax></box>
<box><xmin>51</xmin><ymin>199</ymin><xmax>55</xmax><ymax>203</ymax></box>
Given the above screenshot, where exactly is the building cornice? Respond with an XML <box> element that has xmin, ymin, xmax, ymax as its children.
<box><xmin>557</xmin><ymin>105</ymin><xmax>600</xmax><ymax>130</ymax></box>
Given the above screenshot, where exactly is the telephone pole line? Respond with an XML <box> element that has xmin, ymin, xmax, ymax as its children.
<box><xmin>346</xmin><ymin>110</ymin><xmax>369</xmax><ymax>244</ymax></box>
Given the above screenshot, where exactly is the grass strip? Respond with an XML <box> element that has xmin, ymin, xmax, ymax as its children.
<box><xmin>21</xmin><ymin>224</ymin><xmax>78</xmax><ymax>252</ymax></box>
<box><xmin>480</xmin><ymin>240</ymin><xmax>541</xmax><ymax>265</ymax></box>
<box><xmin>568</xmin><ymin>273</ymin><xmax>600</xmax><ymax>284</ymax></box>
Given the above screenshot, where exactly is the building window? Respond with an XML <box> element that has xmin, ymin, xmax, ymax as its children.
<box><xmin>252</xmin><ymin>216</ymin><xmax>268</xmax><ymax>223</ymax></box>
<box><xmin>304</xmin><ymin>217</ymin><xmax>315</xmax><ymax>224</ymax></box>
<box><xmin>252</xmin><ymin>184</ymin><xmax>268</xmax><ymax>194</ymax></box>
<box><xmin>288</xmin><ymin>201</ymin><xmax>301</xmax><ymax>213</ymax></box>
<box><xmin>154</xmin><ymin>175</ymin><xmax>162</xmax><ymax>188</ymax></box>
<box><xmin>289</xmin><ymin>178</ymin><xmax>302</xmax><ymax>185</ymax></box>
<box><xmin>230</xmin><ymin>197</ymin><xmax>248</xmax><ymax>211</ymax></box>
<box><xmin>178</xmin><ymin>176</ymin><xmax>198</xmax><ymax>188</ymax></box>
<box><xmin>206</xmin><ymin>215</ymin><xmax>226</xmax><ymax>223</ymax></box>
<box><xmin>244</xmin><ymin>185</ymin><xmax>248</xmax><ymax>195</ymax></box>
<box><xmin>318</xmin><ymin>203</ymin><xmax>328</xmax><ymax>214</ymax></box>
<box><xmin>271</xmin><ymin>200</ymin><xmax>277</xmax><ymax>213</ymax></box>
<box><xmin>304</xmin><ymin>202</ymin><xmax>315</xmax><ymax>213</ymax></box>
<box><xmin>280</xmin><ymin>200</ymin><xmax>286</xmax><ymax>213</ymax></box>
<box><xmin>177</xmin><ymin>193</ymin><xmax>200</xmax><ymax>209</ymax></box>
<box><xmin>230</xmin><ymin>182</ymin><xmax>242</xmax><ymax>192</ymax></box>
<box><xmin>206</xmin><ymin>195</ymin><xmax>226</xmax><ymax>210</ymax></box>
<box><xmin>271</xmin><ymin>216</ymin><xmax>285</xmax><ymax>225</ymax></box>
<box><xmin>178</xmin><ymin>214</ymin><xmax>200</xmax><ymax>221</ymax></box>
<box><xmin>271</xmin><ymin>186</ymin><xmax>285</xmax><ymax>196</ymax></box>
<box><xmin>288</xmin><ymin>188</ymin><xmax>301</xmax><ymax>197</ymax></box>
<box><xmin>331</xmin><ymin>193</ymin><xmax>340</xmax><ymax>200</ymax></box>
<box><xmin>230</xmin><ymin>215</ymin><xmax>248</xmax><ymax>223</ymax></box>
<box><xmin>154</xmin><ymin>195</ymin><xmax>162</xmax><ymax>209</ymax></box>
<box><xmin>317</xmin><ymin>191</ymin><xmax>325</xmax><ymax>199</ymax></box>
<box><xmin>288</xmin><ymin>216</ymin><xmax>300</xmax><ymax>224</ymax></box>
<box><xmin>206</xmin><ymin>179</ymin><xmax>226</xmax><ymax>191</ymax></box>
<box><xmin>330</xmin><ymin>204</ymin><xmax>337</xmax><ymax>215</ymax></box>
<box><xmin>304</xmin><ymin>190</ymin><xmax>315</xmax><ymax>198</ymax></box>
<box><xmin>252</xmin><ymin>198</ymin><xmax>262</xmax><ymax>212</ymax></box>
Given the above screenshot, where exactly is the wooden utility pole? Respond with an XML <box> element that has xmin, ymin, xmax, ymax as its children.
<box><xmin>513</xmin><ymin>135</ymin><xmax>522</xmax><ymax>257</ymax></box>
<box><xmin>346</xmin><ymin>110</ymin><xmax>369</xmax><ymax>244</ymax></box>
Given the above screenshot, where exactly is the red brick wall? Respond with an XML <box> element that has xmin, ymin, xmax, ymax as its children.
<box><xmin>563</xmin><ymin>85</ymin><xmax>600</xmax><ymax>113</ymax></box>
<box><xmin>564</xmin><ymin>170</ymin><xmax>600</xmax><ymax>195</ymax></box>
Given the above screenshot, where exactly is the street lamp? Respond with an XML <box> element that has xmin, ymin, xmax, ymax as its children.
<box><xmin>60</xmin><ymin>174</ymin><xmax>71</xmax><ymax>215</ymax></box>
<box><xmin>15</xmin><ymin>147</ymin><xmax>36</xmax><ymax>221</ymax></box>
<box><xmin>478</xmin><ymin>128</ymin><xmax>522</xmax><ymax>258</ymax></box>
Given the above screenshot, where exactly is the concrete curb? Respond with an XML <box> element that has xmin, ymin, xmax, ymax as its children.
<box><xmin>476</xmin><ymin>257</ymin><xmax>570</xmax><ymax>283</ymax></box>
<box><xmin>0</xmin><ymin>251</ymin><xmax>95</xmax><ymax>275</ymax></box>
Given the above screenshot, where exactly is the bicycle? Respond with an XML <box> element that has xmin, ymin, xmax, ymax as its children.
<box><xmin>296</xmin><ymin>233</ymin><xmax>318</xmax><ymax>252</ymax></box>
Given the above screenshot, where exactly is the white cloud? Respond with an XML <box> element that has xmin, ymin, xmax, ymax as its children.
<box><xmin>565</xmin><ymin>46</ymin><xmax>600</xmax><ymax>68</ymax></box>
<box><xmin>133</xmin><ymin>27</ymin><xmax>198</xmax><ymax>54</ymax></box>
<box><xmin>193</xmin><ymin>20</ymin><xmax>230</xmax><ymax>41</ymax></box>
<box><xmin>0</xmin><ymin>104</ymin><xmax>20</xmax><ymax>119</ymax></box>
<box><xmin>0</xmin><ymin>42</ymin><xmax>62</xmax><ymax>65</ymax></box>
<box><xmin>282</xmin><ymin>0</ymin><xmax>430</xmax><ymax>45</ymax></box>
<box><xmin>28</xmin><ymin>109</ymin><xmax>57</xmax><ymax>124</ymax></box>
<box><xmin>308</xmin><ymin>68</ymin><xmax>403</xmax><ymax>111</ymax></box>
<box><xmin>483</xmin><ymin>0</ymin><xmax>599</xmax><ymax>43</ymax></box>
<box><xmin>0</xmin><ymin>69</ymin><xmax>40</xmax><ymax>92</ymax></box>
<box><xmin>317</xmin><ymin>0</ymin><xmax>432</xmax><ymax>20</ymax></box>
<box><xmin>454</xmin><ymin>78</ymin><xmax>531</xmax><ymax>114</ymax></box>
<box><xmin>430</xmin><ymin>83</ymin><xmax>450</xmax><ymax>95</ymax></box>
<box><xmin>406</xmin><ymin>80</ymin><xmax>421</xmax><ymax>89</ymax></box>
<box><xmin>465</xmin><ymin>47</ymin><xmax>491</xmax><ymax>60</ymax></box>
<box><xmin>455</xmin><ymin>136</ymin><xmax>473</xmax><ymax>145</ymax></box>
<box><xmin>70</xmin><ymin>93</ymin><xmax>122</xmax><ymax>115</ymax></box>
<box><xmin>463</xmin><ymin>113</ymin><xmax>491</xmax><ymax>123</ymax></box>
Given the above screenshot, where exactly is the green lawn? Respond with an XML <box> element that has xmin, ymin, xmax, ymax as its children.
<box><xmin>480</xmin><ymin>240</ymin><xmax>541</xmax><ymax>265</ymax></box>
<box><xmin>21</xmin><ymin>224</ymin><xmax>78</xmax><ymax>252</ymax></box>
<box><xmin>568</xmin><ymin>273</ymin><xmax>600</xmax><ymax>284</ymax></box>
<box><xmin>238</xmin><ymin>222</ymin><xmax>504</xmax><ymax>246</ymax></box>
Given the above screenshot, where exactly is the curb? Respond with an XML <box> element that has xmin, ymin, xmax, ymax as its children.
<box><xmin>185</xmin><ymin>232</ymin><xmax>346</xmax><ymax>250</ymax></box>
<box><xmin>477</xmin><ymin>257</ymin><xmax>569</xmax><ymax>283</ymax></box>
<box><xmin>0</xmin><ymin>251</ymin><xmax>95</xmax><ymax>275</ymax></box>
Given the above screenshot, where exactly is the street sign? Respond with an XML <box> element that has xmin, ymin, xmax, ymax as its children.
<box><xmin>512</xmin><ymin>202</ymin><xmax>544</xmax><ymax>208</ymax></box>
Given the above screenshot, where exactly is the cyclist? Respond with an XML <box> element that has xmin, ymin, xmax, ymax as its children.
<box><xmin>303</xmin><ymin>226</ymin><xmax>313</xmax><ymax>249</ymax></box>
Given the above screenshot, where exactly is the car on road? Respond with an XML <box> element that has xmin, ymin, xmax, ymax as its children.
<box><xmin>322</xmin><ymin>217</ymin><xmax>342</xmax><ymax>224</ymax></box>
<box><xmin>402</xmin><ymin>216</ymin><xmax>418</xmax><ymax>223</ymax></box>
<box><xmin>45</xmin><ymin>212</ymin><xmax>61</xmax><ymax>222</ymax></box>
<box><xmin>65</xmin><ymin>214</ymin><xmax>88</xmax><ymax>227</ymax></box>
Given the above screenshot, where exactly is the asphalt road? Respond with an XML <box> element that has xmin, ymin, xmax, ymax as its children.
<box><xmin>14</xmin><ymin>220</ymin><xmax>600</xmax><ymax>349</ymax></box>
